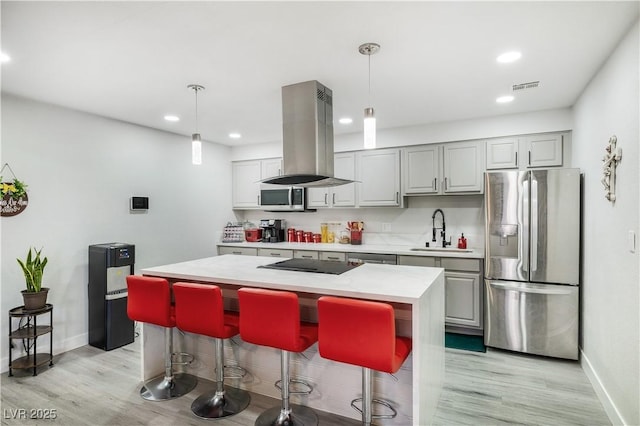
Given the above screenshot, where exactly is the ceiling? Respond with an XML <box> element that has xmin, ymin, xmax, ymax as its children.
<box><xmin>2</xmin><ymin>1</ymin><xmax>638</xmax><ymax>146</ymax></box>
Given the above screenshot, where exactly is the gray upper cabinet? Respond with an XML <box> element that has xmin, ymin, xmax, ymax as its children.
<box><xmin>307</xmin><ymin>152</ymin><xmax>356</xmax><ymax>208</ymax></box>
<box><xmin>232</xmin><ymin>158</ymin><xmax>282</xmax><ymax>209</ymax></box>
<box><xmin>442</xmin><ymin>141</ymin><xmax>484</xmax><ymax>193</ymax></box>
<box><xmin>524</xmin><ymin>134</ymin><xmax>563</xmax><ymax>167</ymax></box>
<box><xmin>403</xmin><ymin>145</ymin><xmax>440</xmax><ymax>194</ymax></box>
<box><xmin>486</xmin><ymin>137</ymin><xmax>519</xmax><ymax>170</ymax></box>
<box><xmin>356</xmin><ymin>148</ymin><xmax>402</xmax><ymax>207</ymax></box>
<box><xmin>486</xmin><ymin>133</ymin><xmax>564</xmax><ymax>170</ymax></box>
<box><xmin>402</xmin><ymin>141</ymin><xmax>484</xmax><ymax>195</ymax></box>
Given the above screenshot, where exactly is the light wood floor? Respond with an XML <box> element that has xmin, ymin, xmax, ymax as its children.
<box><xmin>1</xmin><ymin>340</ymin><xmax>610</xmax><ymax>425</ymax></box>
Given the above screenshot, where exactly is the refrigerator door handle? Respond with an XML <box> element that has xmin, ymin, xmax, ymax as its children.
<box><xmin>531</xmin><ymin>178</ymin><xmax>538</xmax><ymax>272</ymax></box>
<box><xmin>488</xmin><ymin>280</ymin><xmax>575</xmax><ymax>295</ymax></box>
<box><xmin>521</xmin><ymin>179</ymin><xmax>529</xmax><ymax>272</ymax></box>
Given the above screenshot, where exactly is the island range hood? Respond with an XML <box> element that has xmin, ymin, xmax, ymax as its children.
<box><xmin>262</xmin><ymin>80</ymin><xmax>353</xmax><ymax>187</ymax></box>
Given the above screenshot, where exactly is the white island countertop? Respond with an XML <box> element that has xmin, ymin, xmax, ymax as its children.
<box><xmin>141</xmin><ymin>254</ymin><xmax>443</xmax><ymax>304</ymax></box>
<box><xmin>140</xmin><ymin>254</ymin><xmax>444</xmax><ymax>425</ymax></box>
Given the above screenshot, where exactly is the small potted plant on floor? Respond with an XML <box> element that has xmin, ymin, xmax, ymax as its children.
<box><xmin>17</xmin><ymin>247</ymin><xmax>49</xmax><ymax>310</ymax></box>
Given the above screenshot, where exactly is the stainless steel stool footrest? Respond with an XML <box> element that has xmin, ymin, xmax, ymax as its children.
<box><xmin>274</xmin><ymin>378</ymin><xmax>313</xmax><ymax>395</ymax></box>
<box><xmin>350</xmin><ymin>397</ymin><xmax>398</xmax><ymax>420</ymax></box>
<box><xmin>171</xmin><ymin>351</ymin><xmax>195</xmax><ymax>366</ymax></box>
<box><xmin>223</xmin><ymin>364</ymin><xmax>247</xmax><ymax>380</ymax></box>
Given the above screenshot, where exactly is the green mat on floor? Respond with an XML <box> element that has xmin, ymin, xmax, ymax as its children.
<box><xmin>445</xmin><ymin>332</ymin><xmax>486</xmax><ymax>352</ymax></box>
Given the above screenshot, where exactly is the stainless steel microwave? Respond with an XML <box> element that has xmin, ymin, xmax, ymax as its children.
<box><xmin>260</xmin><ymin>186</ymin><xmax>306</xmax><ymax>211</ymax></box>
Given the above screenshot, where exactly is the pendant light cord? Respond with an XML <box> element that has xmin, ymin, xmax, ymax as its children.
<box><xmin>194</xmin><ymin>88</ymin><xmax>199</xmax><ymax>133</ymax></box>
<box><xmin>368</xmin><ymin>53</ymin><xmax>371</xmax><ymax>105</ymax></box>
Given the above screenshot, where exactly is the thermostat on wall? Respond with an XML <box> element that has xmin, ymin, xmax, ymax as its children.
<box><xmin>130</xmin><ymin>196</ymin><xmax>149</xmax><ymax>211</ymax></box>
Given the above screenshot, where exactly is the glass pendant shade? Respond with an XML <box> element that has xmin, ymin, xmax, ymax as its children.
<box><xmin>363</xmin><ymin>107</ymin><xmax>376</xmax><ymax>149</ymax></box>
<box><xmin>192</xmin><ymin>133</ymin><xmax>202</xmax><ymax>165</ymax></box>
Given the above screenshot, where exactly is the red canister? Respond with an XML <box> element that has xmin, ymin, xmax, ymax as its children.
<box><xmin>296</xmin><ymin>230</ymin><xmax>303</xmax><ymax>243</ymax></box>
<box><xmin>312</xmin><ymin>233</ymin><xmax>322</xmax><ymax>243</ymax></box>
<box><xmin>287</xmin><ymin>228</ymin><xmax>295</xmax><ymax>242</ymax></box>
<box><xmin>304</xmin><ymin>232</ymin><xmax>313</xmax><ymax>243</ymax></box>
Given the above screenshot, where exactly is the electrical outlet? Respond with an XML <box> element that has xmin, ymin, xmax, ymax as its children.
<box><xmin>382</xmin><ymin>223</ymin><xmax>392</xmax><ymax>232</ymax></box>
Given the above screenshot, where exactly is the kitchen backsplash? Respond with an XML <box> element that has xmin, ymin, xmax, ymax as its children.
<box><xmin>233</xmin><ymin>194</ymin><xmax>485</xmax><ymax>249</ymax></box>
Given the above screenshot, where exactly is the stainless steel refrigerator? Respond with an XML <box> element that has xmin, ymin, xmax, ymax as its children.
<box><xmin>484</xmin><ymin>169</ymin><xmax>581</xmax><ymax>360</ymax></box>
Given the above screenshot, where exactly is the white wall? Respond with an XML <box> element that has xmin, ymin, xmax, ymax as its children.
<box><xmin>572</xmin><ymin>21</ymin><xmax>639</xmax><ymax>426</ymax></box>
<box><xmin>0</xmin><ymin>94</ymin><xmax>233</xmax><ymax>371</ymax></box>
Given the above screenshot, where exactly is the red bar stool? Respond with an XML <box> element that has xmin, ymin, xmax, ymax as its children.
<box><xmin>238</xmin><ymin>287</ymin><xmax>319</xmax><ymax>426</ymax></box>
<box><xmin>126</xmin><ymin>275</ymin><xmax>197</xmax><ymax>401</ymax></box>
<box><xmin>317</xmin><ymin>296</ymin><xmax>412</xmax><ymax>426</ymax></box>
<box><xmin>172</xmin><ymin>282</ymin><xmax>251</xmax><ymax>419</ymax></box>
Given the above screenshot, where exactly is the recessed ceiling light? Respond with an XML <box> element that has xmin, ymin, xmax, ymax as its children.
<box><xmin>496</xmin><ymin>95</ymin><xmax>514</xmax><ymax>103</ymax></box>
<box><xmin>496</xmin><ymin>51</ymin><xmax>522</xmax><ymax>63</ymax></box>
<box><xmin>338</xmin><ymin>117</ymin><xmax>353</xmax><ymax>125</ymax></box>
<box><xmin>0</xmin><ymin>52</ymin><xmax>11</xmax><ymax>63</ymax></box>
<box><xmin>164</xmin><ymin>115</ymin><xmax>180</xmax><ymax>122</ymax></box>
<box><xmin>229</xmin><ymin>133</ymin><xmax>242</xmax><ymax>139</ymax></box>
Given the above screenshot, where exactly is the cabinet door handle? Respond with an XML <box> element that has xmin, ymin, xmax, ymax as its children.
<box><xmin>301</xmin><ymin>255</ymin><xmax>313</xmax><ymax>259</ymax></box>
<box><xmin>324</xmin><ymin>193</ymin><xmax>328</xmax><ymax>204</ymax></box>
<box><xmin>528</xmin><ymin>151</ymin><xmax>531</xmax><ymax>166</ymax></box>
<box><xmin>396</xmin><ymin>192</ymin><xmax>399</xmax><ymax>203</ymax></box>
<box><xmin>332</xmin><ymin>193</ymin><xmax>336</xmax><ymax>205</ymax></box>
<box><xmin>515</xmin><ymin>151</ymin><xmax>518</xmax><ymax>167</ymax></box>
<box><xmin>271</xmin><ymin>253</ymin><xmax>281</xmax><ymax>257</ymax></box>
<box><xmin>232</xmin><ymin>251</ymin><xmax>242</xmax><ymax>255</ymax></box>
<box><xmin>327</xmin><ymin>256</ymin><xmax>340</xmax><ymax>260</ymax></box>
<box><xmin>257</xmin><ymin>195</ymin><xmax>260</xmax><ymax>205</ymax></box>
<box><xmin>444</xmin><ymin>177</ymin><xmax>448</xmax><ymax>191</ymax></box>
<box><xmin>434</xmin><ymin>177</ymin><xmax>438</xmax><ymax>191</ymax></box>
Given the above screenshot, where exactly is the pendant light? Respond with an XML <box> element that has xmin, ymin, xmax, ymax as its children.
<box><xmin>188</xmin><ymin>84</ymin><xmax>205</xmax><ymax>165</ymax></box>
<box><xmin>359</xmin><ymin>43</ymin><xmax>380</xmax><ymax>149</ymax></box>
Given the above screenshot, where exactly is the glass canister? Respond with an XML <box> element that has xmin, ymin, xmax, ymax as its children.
<box><xmin>327</xmin><ymin>231</ymin><xmax>335</xmax><ymax>244</ymax></box>
<box><xmin>320</xmin><ymin>223</ymin><xmax>328</xmax><ymax>243</ymax></box>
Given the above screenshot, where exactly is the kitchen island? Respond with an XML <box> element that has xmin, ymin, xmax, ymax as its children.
<box><xmin>140</xmin><ymin>254</ymin><xmax>444</xmax><ymax>425</ymax></box>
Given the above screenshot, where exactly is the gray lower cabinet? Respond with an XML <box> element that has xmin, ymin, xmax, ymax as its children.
<box><xmin>398</xmin><ymin>255</ymin><xmax>483</xmax><ymax>332</ymax></box>
<box><xmin>294</xmin><ymin>250</ymin><xmax>319</xmax><ymax>260</ymax></box>
<box><xmin>218</xmin><ymin>246</ymin><xmax>258</xmax><ymax>256</ymax></box>
<box><xmin>319</xmin><ymin>251</ymin><xmax>347</xmax><ymax>262</ymax></box>
<box><xmin>257</xmin><ymin>248</ymin><xmax>294</xmax><ymax>258</ymax></box>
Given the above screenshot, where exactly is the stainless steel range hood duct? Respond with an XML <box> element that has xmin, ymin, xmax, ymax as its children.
<box><xmin>262</xmin><ymin>80</ymin><xmax>353</xmax><ymax>187</ymax></box>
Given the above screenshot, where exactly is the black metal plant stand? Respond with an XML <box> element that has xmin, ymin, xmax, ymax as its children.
<box><xmin>8</xmin><ymin>304</ymin><xmax>54</xmax><ymax>376</ymax></box>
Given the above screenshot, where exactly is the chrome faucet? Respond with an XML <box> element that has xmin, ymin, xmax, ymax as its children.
<box><xmin>432</xmin><ymin>209</ymin><xmax>451</xmax><ymax>248</ymax></box>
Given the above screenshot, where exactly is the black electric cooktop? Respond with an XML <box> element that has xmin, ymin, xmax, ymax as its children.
<box><xmin>258</xmin><ymin>258</ymin><xmax>361</xmax><ymax>275</ymax></box>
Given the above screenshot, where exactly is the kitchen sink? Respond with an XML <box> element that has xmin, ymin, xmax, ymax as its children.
<box><xmin>410</xmin><ymin>247</ymin><xmax>473</xmax><ymax>253</ymax></box>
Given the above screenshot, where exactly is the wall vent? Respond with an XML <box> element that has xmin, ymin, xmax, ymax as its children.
<box><xmin>512</xmin><ymin>81</ymin><xmax>540</xmax><ymax>91</ymax></box>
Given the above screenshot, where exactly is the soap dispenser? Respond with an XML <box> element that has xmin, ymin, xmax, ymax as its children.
<box><xmin>457</xmin><ymin>233</ymin><xmax>467</xmax><ymax>249</ymax></box>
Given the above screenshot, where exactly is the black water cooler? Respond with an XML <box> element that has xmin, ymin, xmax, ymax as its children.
<box><xmin>88</xmin><ymin>243</ymin><xmax>135</xmax><ymax>351</ymax></box>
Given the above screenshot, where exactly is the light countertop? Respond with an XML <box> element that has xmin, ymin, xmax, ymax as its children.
<box><xmin>216</xmin><ymin>241</ymin><xmax>484</xmax><ymax>259</ymax></box>
<box><xmin>141</xmin><ymin>254</ymin><xmax>443</xmax><ymax>304</ymax></box>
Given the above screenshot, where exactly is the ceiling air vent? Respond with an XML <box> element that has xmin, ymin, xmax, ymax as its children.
<box><xmin>512</xmin><ymin>81</ymin><xmax>540</xmax><ymax>91</ymax></box>
<box><xmin>511</xmin><ymin>81</ymin><xmax>540</xmax><ymax>92</ymax></box>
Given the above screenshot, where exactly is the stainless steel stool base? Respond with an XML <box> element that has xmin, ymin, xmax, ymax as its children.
<box><xmin>140</xmin><ymin>373</ymin><xmax>198</xmax><ymax>401</ymax></box>
<box><xmin>255</xmin><ymin>405</ymin><xmax>318</xmax><ymax>426</ymax></box>
<box><xmin>191</xmin><ymin>385</ymin><xmax>251</xmax><ymax>419</ymax></box>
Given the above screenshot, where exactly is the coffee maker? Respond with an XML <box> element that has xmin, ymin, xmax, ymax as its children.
<box><xmin>260</xmin><ymin>219</ymin><xmax>285</xmax><ymax>242</ymax></box>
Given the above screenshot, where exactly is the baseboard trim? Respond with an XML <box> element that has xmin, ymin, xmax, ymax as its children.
<box><xmin>580</xmin><ymin>348</ymin><xmax>626</xmax><ymax>425</ymax></box>
<box><xmin>1</xmin><ymin>332</ymin><xmax>87</xmax><ymax>374</ymax></box>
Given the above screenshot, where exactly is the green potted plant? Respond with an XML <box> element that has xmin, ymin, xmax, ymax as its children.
<box><xmin>17</xmin><ymin>247</ymin><xmax>49</xmax><ymax>310</ymax></box>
